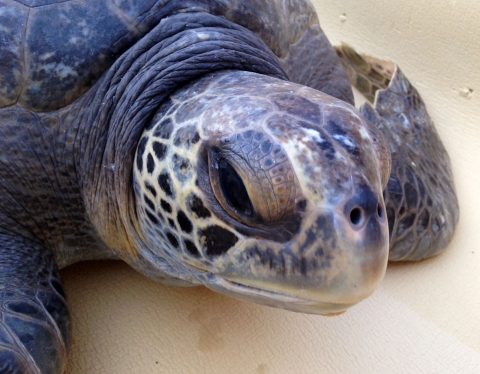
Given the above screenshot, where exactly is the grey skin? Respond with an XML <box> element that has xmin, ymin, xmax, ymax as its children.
<box><xmin>0</xmin><ymin>0</ymin><xmax>458</xmax><ymax>373</ymax></box>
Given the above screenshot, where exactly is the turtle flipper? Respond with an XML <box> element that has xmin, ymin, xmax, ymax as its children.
<box><xmin>336</xmin><ymin>44</ymin><xmax>459</xmax><ymax>261</ymax></box>
<box><xmin>335</xmin><ymin>43</ymin><xmax>396</xmax><ymax>103</ymax></box>
<box><xmin>0</xmin><ymin>235</ymin><xmax>70</xmax><ymax>373</ymax></box>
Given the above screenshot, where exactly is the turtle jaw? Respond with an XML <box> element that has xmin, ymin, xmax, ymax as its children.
<box><xmin>199</xmin><ymin>274</ymin><xmax>358</xmax><ymax>315</ymax></box>
<box><xmin>193</xmin><ymin>207</ymin><xmax>389</xmax><ymax>316</ymax></box>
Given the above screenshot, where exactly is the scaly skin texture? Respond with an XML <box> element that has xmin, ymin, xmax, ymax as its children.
<box><xmin>0</xmin><ymin>0</ymin><xmax>458</xmax><ymax>372</ymax></box>
<box><xmin>0</xmin><ymin>235</ymin><xmax>70</xmax><ymax>374</ymax></box>
<box><xmin>133</xmin><ymin>70</ymin><xmax>389</xmax><ymax>313</ymax></box>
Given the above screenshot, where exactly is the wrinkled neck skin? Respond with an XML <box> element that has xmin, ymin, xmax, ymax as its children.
<box><xmin>131</xmin><ymin>70</ymin><xmax>390</xmax><ymax>315</ymax></box>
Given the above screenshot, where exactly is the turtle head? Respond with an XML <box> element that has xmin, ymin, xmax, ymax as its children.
<box><xmin>132</xmin><ymin>71</ymin><xmax>390</xmax><ymax>315</ymax></box>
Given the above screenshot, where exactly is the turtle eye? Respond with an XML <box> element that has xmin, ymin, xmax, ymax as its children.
<box><xmin>207</xmin><ymin>147</ymin><xmax>256</xmax><ymax>224</ymax></box>
<box><xmin>218</xmin><ymin>159</ymin><xmax>253</xmax><ymax>217</ymax></box>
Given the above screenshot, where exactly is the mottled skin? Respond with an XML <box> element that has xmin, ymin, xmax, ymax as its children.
<box><xmin>0</xmin><ymin>0</ymin><xmax>458</xmax><ymax>373</ymax></box>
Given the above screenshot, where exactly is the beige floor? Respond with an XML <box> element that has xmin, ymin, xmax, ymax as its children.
<box><xmin>62</xmin><ymin>1</ymin><xmax>480</xmax><ymax>373</ymax></box>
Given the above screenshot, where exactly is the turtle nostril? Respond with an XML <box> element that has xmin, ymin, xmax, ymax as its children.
<box><xmin>344</xmin><ymin>187</ymin><xmax>383</xmax><ymax>227</ymax></box>
<box><xmin>349</xmin><ymin>207</ymin><xmax>363</xmax><ymax>226</ymax></box>
<box><xmin>377</xmin><ymin>203</ymin><xmax>384</xmax><ymax>219</ymax></box>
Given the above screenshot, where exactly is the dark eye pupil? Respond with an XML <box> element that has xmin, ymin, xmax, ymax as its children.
<box><xmin>218</xmin><ymin>159</ymin><xmax>253</xmax><ymax>216</ymax></box>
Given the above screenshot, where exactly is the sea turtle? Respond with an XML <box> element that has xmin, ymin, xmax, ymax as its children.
<box><xmin>0</xmin><ymin>0</ymin><xmax>458</xmax><ymax>372</ymax></box>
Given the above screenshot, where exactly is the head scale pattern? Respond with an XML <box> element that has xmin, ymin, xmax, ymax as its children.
<box><xmin>132</xmin><ymin>70</ymin><xmax>389</xmax><ymax>314</ymax></box>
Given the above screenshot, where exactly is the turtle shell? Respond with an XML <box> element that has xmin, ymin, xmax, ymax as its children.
<box><xmin>0</xmin><ymin>0</ymin><xmax>318</xmax><ymax>112</ymax></box>
<box><xmin>0</xmin><ymin>0</ymin><xmax>197</xmax><ymax>111</ymax></box>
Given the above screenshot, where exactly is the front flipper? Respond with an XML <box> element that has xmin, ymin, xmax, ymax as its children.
<box><xmin>336</xmin><ymin>45</ymin><xmax>459</xmax><ymax>261</ymax></box>
<box><xmin>0</xmin><ymin>234</ymin><xmax>70</xmax><ymax>373</ymax></box>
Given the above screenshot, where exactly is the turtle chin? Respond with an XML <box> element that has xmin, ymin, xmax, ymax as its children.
<box><xmin>193</xmin><ymin>207</ymin><xmax>389</xmax><ymax>316</ymax></box>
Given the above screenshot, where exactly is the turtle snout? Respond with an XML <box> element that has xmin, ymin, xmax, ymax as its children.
<box><xmin>342</xmin><ymin>185</ymin><xmax>386</xmax><ymax>232</ymax></box>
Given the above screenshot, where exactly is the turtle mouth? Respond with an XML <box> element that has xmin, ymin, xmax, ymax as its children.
<box><xmin>198</xmin><ymin>273</ymin><xmax>356</xmax><ymax>315</ymax></box>
<box><xmin>219</xmin><ymin>278</ymin><xmax>307</xmax><ymax>303</ymax></box>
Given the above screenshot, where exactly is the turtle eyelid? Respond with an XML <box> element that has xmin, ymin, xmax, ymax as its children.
<box><xmin>207</xmin><ymin>147</ymin><xmax>256</xmax><ymax>225</ymax></box>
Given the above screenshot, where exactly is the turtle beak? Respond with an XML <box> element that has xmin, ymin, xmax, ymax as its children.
<box><xmin>195</xmin><ymin>188</ymin><xmax>389</xmax><ymax>315</ymax></box>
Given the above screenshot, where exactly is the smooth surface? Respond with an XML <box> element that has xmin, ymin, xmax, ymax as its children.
<box><xmin>62</xmin><ymin>1</ymin><xmax>480</xmax><ymax>373</ymax></box>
